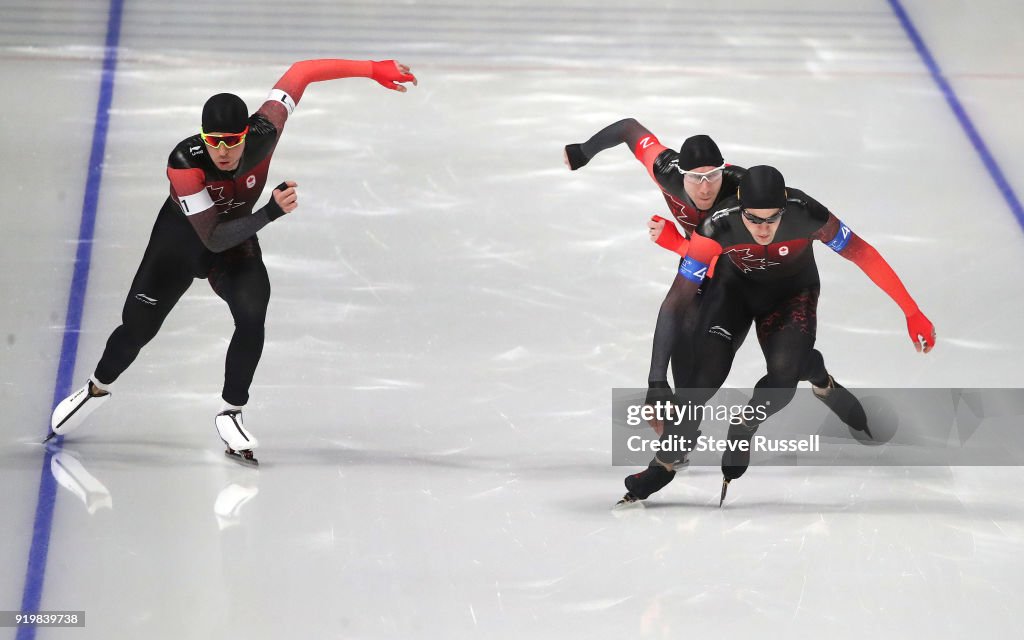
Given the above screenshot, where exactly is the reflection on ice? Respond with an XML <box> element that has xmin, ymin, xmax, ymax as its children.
<box><xmin>214</xmin><ymin>483</ymin><xmax>259</xmax><ymax>531</ymax></box>
<box><xmin>5</xmin><ymin>1</ymin><xmax>1024</xmax><ymax>638</ymax></box>
<box><xmin>50</xmin><ymin>449</ymin><xmax>112</xmax><ymax>515</ymax></box>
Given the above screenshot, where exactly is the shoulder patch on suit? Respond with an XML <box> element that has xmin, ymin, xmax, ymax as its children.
<box><xmin>248</xmin><ymin>112</ymin><xmax>277</xmax><ymax>137</ymax></box>
<box><xmin>168</xmin><ymin>135</ymin><xmax>205</xmax><ymax>169</ymax></box>
<box><xmin>653</xmin><ymin>149</ymin><xmax>678</xmax><ymax>175</ymax></box>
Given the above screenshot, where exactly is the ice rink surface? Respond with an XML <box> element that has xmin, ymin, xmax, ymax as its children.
<box><xmin>2</xmin><ymin>0</ymin><xmax>1023</xmax><ymax>638</ymax></box>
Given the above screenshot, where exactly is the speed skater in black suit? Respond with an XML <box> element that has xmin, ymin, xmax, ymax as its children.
<box><xmin>619</xmin><ymin>165</ymin><xmax>935</xmax><ymax>506</ymax></box>
<box><xmin>564</xmin><ymin>120</ymin><xmax>867</xmax><ymax>438</ymax></box>
<box><xmin>48</xmin><ymin>58</ymin><xmax>417</xmax><ymax>466</ymax></box>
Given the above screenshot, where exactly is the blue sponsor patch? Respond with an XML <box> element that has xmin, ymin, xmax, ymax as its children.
<box><xmin>679</xmin><ymin>256</ymin><xmax>709</xmax><ymax>283</ymax></box>
<box><xmin>826</xmin><ymin>220</ymin><xmax>853</xmax><ymax>253</ymax></box>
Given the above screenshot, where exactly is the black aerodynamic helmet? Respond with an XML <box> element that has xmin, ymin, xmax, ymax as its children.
<box><xmin>678</xmin><ymin>134</ymin><xmax>724</xmax><ymax>171</ymax></box>
<box><xmin>202</xmin><ymin>93</ymin><xmax>248</xmax><ymax>133</ymax></box>
<box><xmin>738</xmin><ymin>165</ymin><xmax>787</xmax><ymax>208</ymax></box>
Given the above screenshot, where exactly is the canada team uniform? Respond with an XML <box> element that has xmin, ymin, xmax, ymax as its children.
<box><xmin>622</xmin><ymin>167</ymin><xmax>935</xmax><ymax>506</ymax></box>
<box><xmin>565</xmin><ymin>121</ymin><xmax>851</xmax><ymax>416</ymax></box>
<box><xmin>565</xmin><ymin>119</ymin><xmax>745</xmax><ymax>388</ymax></box>
<box><xmin>48</xmin><ymin>59</ymin><xmax>417</xmax><ymax>465</ymax></box>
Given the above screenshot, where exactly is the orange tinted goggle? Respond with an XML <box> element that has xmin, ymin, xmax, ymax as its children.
<box><xmin>201</xmin><ymin>126</ymin><xmax>249</xmax><ymax>149</ymax></box>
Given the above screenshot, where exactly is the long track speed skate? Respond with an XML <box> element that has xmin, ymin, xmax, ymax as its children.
<box><xmin>215</xmin><ymin>410</ymin><xmax>259</xmax><ymax>468</ymax></box>
<box><xmin>46</xmin><ymin>379</ymin><xmax>111</xmax><ymax>443</ymax></box>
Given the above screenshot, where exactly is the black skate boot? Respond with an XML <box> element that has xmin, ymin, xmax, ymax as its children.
<box><xmin>812</xmin><ymin>375</ymin><xmax>872</xmax><ymax>439</ymax></box>
<box><xmin>720</xmin><ymin>421</ymin><xmax>759</xmax><ymax>506</ymax></box>
<box><xmin>616</xmin><ymin>458</ymin><xmax>677</xmax><ymax>506</ymax></box>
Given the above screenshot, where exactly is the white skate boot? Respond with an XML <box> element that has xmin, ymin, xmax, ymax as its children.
<box><xmin>46</xmin><ymin>378</ymin><xmax>111</xmax><ymax>443</ymax></box>
<box><xmin>215</xmin><ymin>409</ymin><xmax>259</xmax><ymax>467</ymax></box>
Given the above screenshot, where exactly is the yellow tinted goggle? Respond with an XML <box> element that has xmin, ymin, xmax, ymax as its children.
<box><xmin>201</xmin><ymin>126</ymin><xmax>249</xmax><ymax>149</ymax></box>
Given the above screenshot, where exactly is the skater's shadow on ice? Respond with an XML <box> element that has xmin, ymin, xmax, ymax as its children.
<box><xmin>40</xmin><ymin>439</ymin><xmax>215</xmax><ymax>467</ymax></box>
<box><xmin>25</xmin><ymin>440</ymin><xmax>485</xmax><ymax>472</ymax></box>
<box><xmin>12</xmin><ymin>436</ymin><xmax>608</xmax><ymax>475</ymax></box>
<box><xmin>268</xmin><ymin>444</ymin><xmax>608</xmax><ymax>475</ymax></box>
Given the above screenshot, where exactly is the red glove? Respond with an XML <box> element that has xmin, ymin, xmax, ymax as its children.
<box><xmin>371</xmin><ymin>60</ymin><xmax>417</xmax><ymax>91</ymax></box>
<box><xmin>651</xmin><ymin>215</ymin><xmax>687</xmax><ymax>256</ymax></box>
<box><xmin>906</xmin><ymin>311</ymin><xmax>935</xmax><ymax>353</ymax></box>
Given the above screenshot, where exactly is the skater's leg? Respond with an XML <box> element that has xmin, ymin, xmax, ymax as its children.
<box><xmin>94</xmin><ymin>254</ymin><xmax>194</xmax><ymax>385</ymax></box>
<box><xmin>52</xmin><ymin>252</ymin><xmax>193</xmax><ymax>438</ymax></box>
<box><xmin>619</xmin><ymin>282</ymin><xmax>748</xmax><ymax>505</ymax></box>
<box><xmin>657</xmin><ymin>277</ymin><xmax>749</xmax><ymax>465</ymax></box>
<box><xmin>800</xmin><ymin>348</ymin><xmax>829</xmax><ymax>387</ymax></box>
<box><xmin>668</xmin><ymin>330</ymin><xmax>692</xmax><ymax>397</ymax></box>
<box><xmin>206</xmin><ymin>243</ymin><xmax>269</xmax><ymax>465</ymax></box>
<box><xmin>649</xmin><ymin>270</ymin><xmax>701</xmax><ymax>388</ymax></box>
<box><xmin>749</xmin><ymin>287</ymin><xmax>821</xmax><ymax>420</ymax></box>
<box><xmin>209</xmin><ymin>244</ymin><xmax>270</xmax><ymax>407</ymax></box>
<box><xmin>721</xmin><ymin>288</ymin><xmax>818</xmax><ymax>492</ymax></box>
<box><xmin>619</xmin><ymin>332</ymin><xmax>737</xmax><ymax>504</ymax></box>
<box><xmin>751</xmin><ymin>347</ymin><xmax>868</xmax><ymax>435</ymax></box>
<box><xmin>645</xmin><ymin>273</ymin><xmax>703</xmax><ymax>433</ymax></box>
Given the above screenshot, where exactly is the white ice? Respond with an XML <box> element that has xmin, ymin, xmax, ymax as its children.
<box><xmin>1</xmin><ymin>0</ymin><xmax>1023</xmax><ymax>638</ymax></box>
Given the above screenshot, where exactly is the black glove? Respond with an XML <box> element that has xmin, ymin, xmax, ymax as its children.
<box><xmin>264</xmin><ymin>182</ymin><xmax>292</xmax><ymax>221</ymax></box>
<box><xmin>564</xmin><ymin>143</ymin><xmax>590</xmax><ymax>170</ymax></box>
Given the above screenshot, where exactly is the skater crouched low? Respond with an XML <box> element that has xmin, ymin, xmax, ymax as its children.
<box><xmin>48</xmin><ymin>58</ymin><xmax>418</xmax><ymax>465</ymax></box>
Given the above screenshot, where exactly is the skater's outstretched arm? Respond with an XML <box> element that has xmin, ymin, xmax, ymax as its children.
<box><xmin>564</xmin><ymin>118</ymin><xmax>670</xmax><ymax>173</ymax></box>
<box><xmin>257</xmin><ymin>59</ymin><xmax>417</xmax><ymax>130</ymax></box>
<box><xmin>815</xmin><ymin>215</ymin><xmax>936</xmax><ymax>353</ymax></box>
<box><xmin>173</xmin><ymin>59</ymin><xmax>414</xmax><ymax>253</ymax></box>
